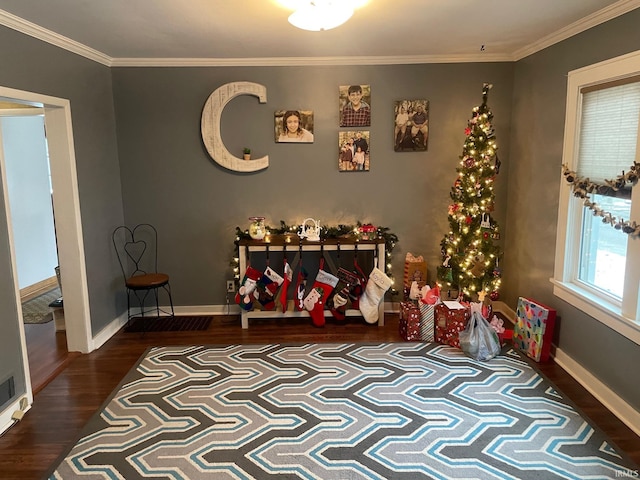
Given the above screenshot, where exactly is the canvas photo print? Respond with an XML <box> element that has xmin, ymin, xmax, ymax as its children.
<box><xmin>394</xmin><ymin>99</ymin><xmax>429</xmax><ymax>151</ymax></box>
<box><xmin>338</xmin><ymin>131</ymin><xmax>370</xmax><ymax>172</ymax></box>
<box><xmin>339</xmin><ymin>85</ymin><xmax>371</xmax><ymax>127</ymax></box>
<box><xmin>275</xmin><ymin>109</ymin><xmax>314</xmax><ymax>142</ymax></box>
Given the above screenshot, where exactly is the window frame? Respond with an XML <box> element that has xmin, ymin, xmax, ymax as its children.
<box><xmin>553</xmin><ymin>50</ymin><xmax>640</xmax><ymax>346</ymax></box>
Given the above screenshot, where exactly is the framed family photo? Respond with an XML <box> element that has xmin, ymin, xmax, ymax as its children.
<box><xmin>338</xmin><ymin>131</ymin><xmax>370</xmax><ymax>172</ymax></box>
<box><xmin>339</xmin><ymin>85</ymin><xmax>371</xmax><ymax>127</ymax></box>
<box><xmin>394</xmin><ymin>99</ymin><xmax>429</xmax><ymax>151</ymax></box>
<box><xmin>275</xmin><ymin>109</ymin><xmax>314</xmax><ymax>142</ymax></box>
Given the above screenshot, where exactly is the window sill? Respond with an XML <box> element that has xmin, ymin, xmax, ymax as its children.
<box><xmin>551</xmin><ymin>278</ymin><xmax>640</xmax><ymax>346</ymax></box>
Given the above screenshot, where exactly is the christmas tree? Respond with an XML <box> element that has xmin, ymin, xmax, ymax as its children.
<box><xmin>437</xmin><ymin>83</ymin><xmax>502</xmax><ymax>301</ymax></box>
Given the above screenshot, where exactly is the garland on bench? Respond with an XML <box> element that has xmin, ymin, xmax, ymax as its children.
<box><xmin>562</xmin><ymin>162</ymin><xmax>640</xmax><ymax>237</ymax></box>
<box><xmin>232</xmin><ymin>221</ymin><xmax>399</xmax><ymax>296</ymax></box>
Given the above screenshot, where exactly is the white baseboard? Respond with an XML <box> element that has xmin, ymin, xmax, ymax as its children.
<box><xmin>91</xmin><ymin>313</ymin><xmax>128</xmax><ymax>350</ymax></box>
<box><xmin>0</xmin><ymin>395</ymin><xmax>31</xmax><ymax>437</ymax></box>
<box><xmin>553</xmin><ymin>347</ymin><xmax>640</xmax><ymax>437</ymax></box>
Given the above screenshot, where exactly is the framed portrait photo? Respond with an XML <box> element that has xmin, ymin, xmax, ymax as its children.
<box><xmin>275</xmin><ymin>109</ymin><xmax>314</xmax><ymax>143</ymax></box>
<box><xmin>394</xmin><ymin>99</ymin><xmax>429</xmax><ymax>152</ymax></box>
<box><xmin>338</xmin><ymin>131</ymin><xmax>370</xmax><ymax>172</ymax></box>
<box><xmin>339</xmin><ymin>85</ymin><xmax>371</xmax><ymax>127</ymax></box>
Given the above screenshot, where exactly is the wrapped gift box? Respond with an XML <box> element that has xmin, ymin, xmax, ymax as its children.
<box><xmin>399</xmin><ymin>301</ymin><xmax>421</xmax><ymax>341</ymax></box>
<box><xmin>419</xmin><ymin>303</ymin><xmax>435</xmax><ymax>341</ymax></box>
<box><xmin>435</xmin><ymin>302</ymin><xmax>470</xmax><ymax>348</ymax></box>
<box><xmin>513</xmin><ymin>297</ymin><xmax>556</xmax><ymax>362</ymax></box>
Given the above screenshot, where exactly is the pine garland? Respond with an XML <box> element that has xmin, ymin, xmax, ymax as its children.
<box><xmin>231</xmin><ymin>221</ymin><xmax>399</xmax><ymax>295</ymax></box>
<box><xmin>562</xmin><ymin>163</ymin><xmax>640</xmax><ymax>236</ymax></box>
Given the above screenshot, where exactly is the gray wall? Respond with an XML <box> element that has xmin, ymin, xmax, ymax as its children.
<box><xmin>505</xmin><ymin>10</ymin><xmax>640</xmax><ymax>411</ymax></box>
<box><xmin>111</xmin><ymin>64</ymin><xmax>513</xmax><ymax>305</ymax></box>
<box><xmin>0</xmin><ymin>28</ymin><xmax>124</xmax><ymax>342</ymax></box>
<box><xmin>0</xmin><ymin>7</ymin><xmax>638</xmax><ymax>422</ymax></box>
<box><xmin>2</xmin><ymin>115</ymin><xmax>58</xmax><ymax>289</ymax></box>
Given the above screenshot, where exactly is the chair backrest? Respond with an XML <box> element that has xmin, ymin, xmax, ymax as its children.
<box><xmin>112</xmin><ymin>224</ymin><xmax>160</xmax><ymax>280</ymax></box>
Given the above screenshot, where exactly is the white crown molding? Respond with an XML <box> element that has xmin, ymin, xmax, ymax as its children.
<box><xmin>1</xmin><ymin>2</ymin><xmax>639</xmax><ymax>68</ymax></box>
<box><xmin>0</xmin><ymin>8</ymin><xmax>112</xmax><ymax>66</ymax></box>
<box><xmin>513</xmin><ymin>0</ymin><xmax>640</xmax><ymax>60</ymax></box>
<box><xmin>110</xmin><ymin>53</ymin><xmax>511</xmax><ymax>68</ymax></box>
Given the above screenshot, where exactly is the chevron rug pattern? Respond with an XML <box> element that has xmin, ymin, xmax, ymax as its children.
<box><xmin>48</xmin><ymin>343</ymin><xmax>637</xmax><ymax>479</ymax></box>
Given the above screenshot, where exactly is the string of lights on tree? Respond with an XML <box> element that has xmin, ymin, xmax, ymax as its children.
<box><xmin>562</xmin><ymin>163</ymin><xmax>640</xmax><ymax>236</ymax></box>
<box><xmin>231</xmin><ymin>221</ymin><xmax>400</xmax><ymax>295</ymax></box>
<box><xmin>437</xmin><ymin>83</ymin><xmax>503</xmax><ymax>301</ymax></box>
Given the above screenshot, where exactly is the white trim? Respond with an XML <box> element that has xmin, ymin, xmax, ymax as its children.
<box><xmin>91</xmin><ymin>314</ymin><xmax>128</xmax><ymax>351</ymax></box>
<box><xmin>552</xmin><ymin>279</ymin><xmax>640</xmax><ymax>346</ymax></box>
<box><xmin>0</xmin><ymin>86</ymin><xmax>92</xmax><ymax>355</ymax></box>
<box><xmin>0</xmin><ymin>120</ymin><xmax>33</xmax><ymax>417</ymax></box>
<box><xmin>1</xmin><ymin>1</ymin><xmax>639</xmax><ymax>67</ymax></box>
<box><xmin>553</xmin><ymin>49</ymin><xmax>640</xmax><ymax>344</ymax></box>
<box><xmin>554</xmin><ymin>347</ymin><xmax>640</xmax><ymax>437</ymax></box>
<box><xmin>110</xmin><ymin>53</ymin><xmax>512</xmax><ymax>67</ymax></box>
<box><xmin>512</xmin><ymin>0</ymin><xmax>640</xmax><ymax>60</ymax></box>
<box><xmin>0</xmin><ymin>396</ymin><xmax>30</xmax><ymax>436</ymax></box>
<box><xmin>0</xmin><ymin>9</ymin><xmax>111</xmax><ymax>66</ymax></box>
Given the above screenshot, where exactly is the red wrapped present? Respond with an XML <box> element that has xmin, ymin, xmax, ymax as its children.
<box><xmin>399</xmin><ymin>301</ymin><xmax>421</xmax><ymax>341</ymax></box>
<box><xmin>435</xmin><ymin>302</ymin><xmax>471</xmax><ymax>348</ymax></box>
<box><xmin>513</xmin><ymin>297</ymin><xmax>556</xmax><ymax>362</ymax></box>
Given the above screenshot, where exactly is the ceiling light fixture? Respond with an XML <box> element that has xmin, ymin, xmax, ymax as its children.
<box><xmin>287</xmin><ymin>1</ymin><xmax>354</xmax><ymax>31</ymax></box>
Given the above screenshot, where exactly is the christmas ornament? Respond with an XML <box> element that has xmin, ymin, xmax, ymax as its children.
<box><xmin>490</xmin><ymin>291</ymin><xmax>500</xmax><ymax>301</ymax></box>
<box><xmin>248</xmin><ymin>216</ymin><xmax>266</xmax><ymax>240</ymax></box>
<box><xmin>298</xmin><ymin>218</ymin><xmax>321</xmax><ymax>241</ymax></box>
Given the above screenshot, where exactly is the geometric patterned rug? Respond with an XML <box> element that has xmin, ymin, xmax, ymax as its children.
<box><xmin>21</xmin><ymin>287</ymin><xmax>61</xmax><ymax>324</ymax></box>
<box><xmin>47</xmin><ymin>343</ymin><xmax>638</xmax><ymax>479</ymax></box>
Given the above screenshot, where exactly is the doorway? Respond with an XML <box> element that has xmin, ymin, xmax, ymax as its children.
<box><xmin>0</xmin><ymin>85</ymin><xmax>92</xmax><ymax>403</ymax></box>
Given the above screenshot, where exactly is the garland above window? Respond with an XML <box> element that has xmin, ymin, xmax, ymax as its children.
<box><xmin>562</xmin><ymin>162</ymin><xmax>640</xmax><ymax>236</ymax></box>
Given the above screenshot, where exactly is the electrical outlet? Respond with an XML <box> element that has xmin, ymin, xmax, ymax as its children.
<box><xmin>226</xmin><ymin>280</ymin><xmax>235</xmax><ymax>293</ymax></box>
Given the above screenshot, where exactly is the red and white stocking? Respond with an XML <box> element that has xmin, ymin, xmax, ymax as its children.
<box><xmin>279</xmin><ymin>258</ymin><xmax>293</xmax><ymax>313</ymax></box>
<box><xmin>256</xmin><ymin>266</ymin><xmax>284</xmax><ymax>311</ymax></box>
<box><xmin>294</xmin><ymin>266</ymin><xmax>308</xmax><ymax>311</ymax></box>
<box><xmin>303</xmin><ymin>261</ymin><xmax>339</xmax><ymax>327</ymax></box>
<box><xmin>235</xmin><ymin>266</ymin><xmax>262</xmax><ymax>311</ymax></box>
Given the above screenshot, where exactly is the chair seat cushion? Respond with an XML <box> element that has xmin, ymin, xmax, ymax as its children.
<box><xmin>126</xmin><ymin>273</ymin><xmax>169</xmax><ymax>289</ymax></box>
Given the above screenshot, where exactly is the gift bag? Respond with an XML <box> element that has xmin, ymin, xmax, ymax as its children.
<box><xmin>404</xmin><ymin>253</ymin><xmax>427</xmax><ymax>290</ymax></box>
<box><xmin>459</xmin><ymin>303</ymin><xmax>501</xmax><ymax>361</ymax></box>
<box><xmin>434</xmin><ymin>302</ymin><xmax>470</xmax><ymax>348</ymax></box>
<box><xmin>418</xmin><ymin>303</ymin><xmax>435</xmax><ymax>341</ymax></box>
<box><xmin>513</xmin><ymin>297</ymin><xmax>556</xmax><ymax>362</ymax></box>
<box><xmin>399</xmin><ymin>301</ymin><xmax>421</xmax><ymax>341</ymax></box>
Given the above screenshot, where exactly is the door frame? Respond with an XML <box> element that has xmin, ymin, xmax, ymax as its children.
<box><xmin>0</xmin><ymin>85</ymin><xmax>92</xmax><ymax>360</ymax></box>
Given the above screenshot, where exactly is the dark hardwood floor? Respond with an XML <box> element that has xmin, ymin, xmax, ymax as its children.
<box><xmin>1</xmin><ymin>314</ymin><xmax>638</xmax><ymax>479</ymax></box>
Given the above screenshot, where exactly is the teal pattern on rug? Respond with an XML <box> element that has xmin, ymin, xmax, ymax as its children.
<box><xmin>48</xmin><ymin>343</ymin><xmax>638</xmax><ymax>479</ymax></box>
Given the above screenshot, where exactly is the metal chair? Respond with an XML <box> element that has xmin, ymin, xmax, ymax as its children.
<box><xmin>112</xmin><ymin>224</ymin><xmax>174</xmax><ymax>331</ymax></box>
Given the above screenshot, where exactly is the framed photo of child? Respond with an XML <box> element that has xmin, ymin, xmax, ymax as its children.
<box><xmin>394</xmin><ymin>99</ymin><xmax>429</xmax><ymax>151</ymax></box>
<box><xmin>339</xmin><ymin>85</ymin><xmax>371</xmax><ymax>127</ymax></box>
<box><xmin>275</xmin><ymin>109</ymin><xmax>314</xmax><ymax>143</ymax></box>
<box><xmin>338</xmin><ymin>131</ymin><xmax>370</xmax><ymax>172</ymax></box>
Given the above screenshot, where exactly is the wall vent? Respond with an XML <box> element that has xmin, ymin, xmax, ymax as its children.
<box><xmin>0</xmin><ymin>376</ymin><xmax>15</xmax><ymax>410</ymax></box>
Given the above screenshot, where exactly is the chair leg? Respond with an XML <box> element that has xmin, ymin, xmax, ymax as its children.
<box><xmin>164</xmin><ymin>283</ymin><xmax>175</xmax><ymax>318</ymax></box>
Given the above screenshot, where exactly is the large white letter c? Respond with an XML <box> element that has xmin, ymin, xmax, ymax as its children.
<box><xmin>201</xmin><ymin>82</ymin><xmax>269</xmax><ymax>172</ymax></box>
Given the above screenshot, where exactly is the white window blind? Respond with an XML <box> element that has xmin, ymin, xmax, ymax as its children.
<box><xmin>577</xmin><ymin>79</ymin><xmax>640</xmax><ymax>188</ymax></box>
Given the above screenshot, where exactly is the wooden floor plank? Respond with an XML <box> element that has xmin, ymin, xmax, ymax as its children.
<box><xmin>0</xmin><ymin>314</ymin><xmax>638</xmax><ymax>479</ymax></box>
